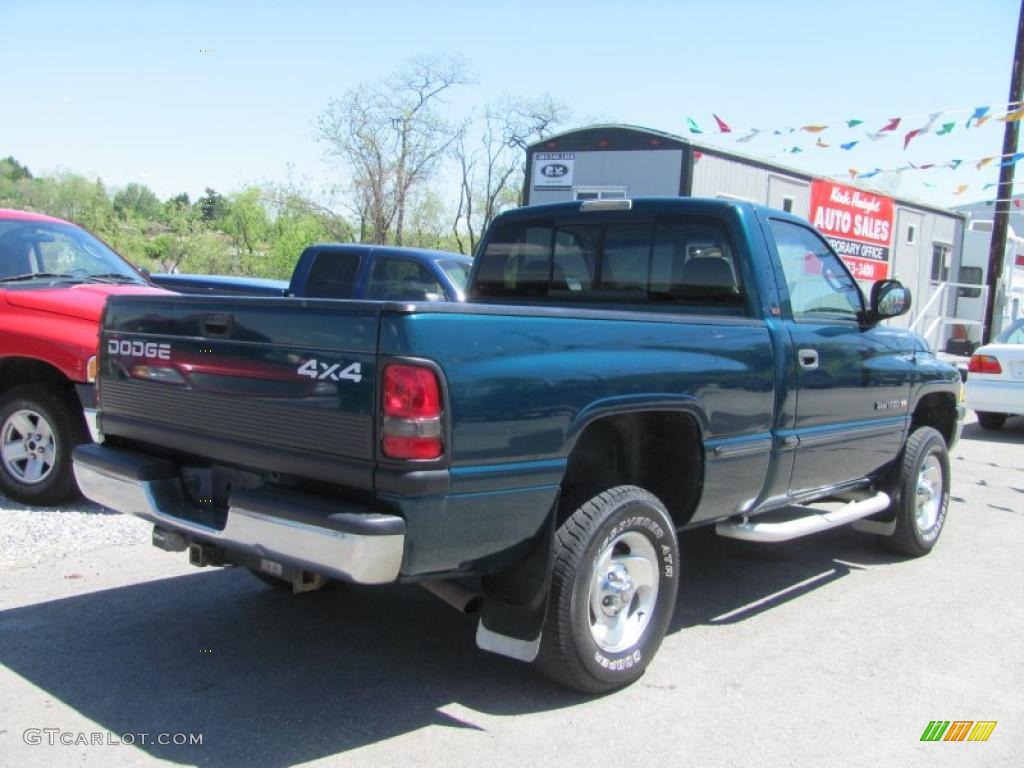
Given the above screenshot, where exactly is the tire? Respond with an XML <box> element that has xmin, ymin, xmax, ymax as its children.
<box><xmin>536</xmin><ymin>485</ymin><xmax>679</xmax><ymax>694</ymax></box>
<box><xmin>0</xmin><ymin>385</ymin><xmax>88</xmax><ymax>506</ymax></box>
<box><xmin>976</xmin><ymin>412</ymin><xmax>1006</xmax><ymax>430</ymax></box>
<box><xmin>882</xmin><ymin>427</ymin><xmax>950</xmax><ymax>557</ymax></box>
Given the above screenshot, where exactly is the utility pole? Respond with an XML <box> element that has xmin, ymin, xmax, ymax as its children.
<box><xmin>983</xmin><ymin>0</ymin><xmax>1024</xmax><ymax>343</ymax></box>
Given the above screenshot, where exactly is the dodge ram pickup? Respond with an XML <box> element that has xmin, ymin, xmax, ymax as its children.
<box><xmin>149</xmin><ymin>243</ymin><xmax>471</xmax><ymax>302</ymax></box>
<box><xmin>74</xmin><ymin>198</ymin><xmax>964</xmax><ymax>692</ymax></box>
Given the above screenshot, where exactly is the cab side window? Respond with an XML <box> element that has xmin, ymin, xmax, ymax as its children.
<box><xmin>366</xmin><ymin>258</ymin><xmax>444</xmax><ymax>301</ymax></box>
<box><xmin>770</xmin><ymin>220</ymin><xmax>863</xmax><ymax>321</ymax></box>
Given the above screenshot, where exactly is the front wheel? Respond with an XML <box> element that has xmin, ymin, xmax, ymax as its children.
<box><xmin>976</xmin><ymin>412</ymin><xmax>1006</xmax><ymax>430</ymax></box>
<box><xmin>882</xmin><ymin>426</ymin><xmax>950</xmax><ymax>557</ymax></box>
<box><xmin>536</xmin><ymin>485</ymin><xmax>679</xmax><ymax>694</ymax></box>
<box><xmin>0</xmin><ymin>385</ymin><xmax>88</xmax><ymax>506</ymax></box>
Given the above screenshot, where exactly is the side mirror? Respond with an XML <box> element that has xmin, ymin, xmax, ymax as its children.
<box><xmin>869</xmin><ymin>279</ymin><xmax>912</xmax><ymax>320</ymax></box>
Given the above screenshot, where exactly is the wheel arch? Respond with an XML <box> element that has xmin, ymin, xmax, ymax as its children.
<box><xmin>0</xmin><ymin>356</ymin><xmax>80</xmax><ymax>398</ymax></box>
<box><xmin>560</xmin><ymin>399</ymin><xmax>706</xmax><ymax>529</ymax></box>
<box><xmin>909</xmin><ymin>389</ymin><xmax>958</xmax><ymax>447</ymax></box>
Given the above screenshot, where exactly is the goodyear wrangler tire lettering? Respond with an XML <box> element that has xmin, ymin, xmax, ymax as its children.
<box><xmin>535</xmin><ymin>485</ymin><xmax>679</xmax><ymax>694</ymax></box>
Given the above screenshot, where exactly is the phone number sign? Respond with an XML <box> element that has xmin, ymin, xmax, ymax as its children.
<box><xmin>810</xmin><ymin>180</ymin><xmax>894</xmax><ymax>281</ymax></box>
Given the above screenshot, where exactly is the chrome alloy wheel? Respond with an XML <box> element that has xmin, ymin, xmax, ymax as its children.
<box><xmin>1</xmin><ymin>409</ymin><xmax>57</xmax><ymax>485</ymax></box>
<box><xmin>587</xmin><ymin>531</ymin><xmax>660</xmax><ymax>653</ymax></box>
<box><xmin>914</xmin><ymin>454</ymin><xmax>943</xmax><ymax>533</ymax></box>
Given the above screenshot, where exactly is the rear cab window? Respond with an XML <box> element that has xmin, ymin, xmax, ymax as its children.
<box><xmin>471</xmin><ymin>215</ymin><xmax>749</xmax><ymax>314</ymax></box>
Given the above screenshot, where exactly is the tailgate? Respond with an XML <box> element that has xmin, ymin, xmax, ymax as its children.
<box><xmin>98</xmin><ymin>295</ymin><xmax>381</xmax><ymax>489</ymax></box>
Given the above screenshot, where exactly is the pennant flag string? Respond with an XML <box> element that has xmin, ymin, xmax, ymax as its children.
<box><xmin>680</xmin><ymin>102</ymin><xmax>1024</xmax><ymax>145</ymax></box>
<box><xmin>831</xmin><ymin>150</ymin><xmax>1024</xmax><ymax>180</ymax></box>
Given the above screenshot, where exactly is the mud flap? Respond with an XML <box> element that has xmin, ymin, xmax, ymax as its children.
<box><xmin>476</xmin><ymin>507</ymin><xmax>557</xmax><ymax>662</ymax></box>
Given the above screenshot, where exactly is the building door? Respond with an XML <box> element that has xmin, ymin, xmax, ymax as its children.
<box><xmin>894</xmin><ymin>208</ymin><xmax>925</xmax><ymax>324</ymax></box>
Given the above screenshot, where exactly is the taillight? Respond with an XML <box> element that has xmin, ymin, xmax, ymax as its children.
<box><xmin>968</xmin><ymin>354</ymin><xmax>1002</xmax><ymax>374</ymax></box>
<box><xmin>382</xmin><ymin>364</ymin><xmax>443</xmax><ymax>460</ymax></box>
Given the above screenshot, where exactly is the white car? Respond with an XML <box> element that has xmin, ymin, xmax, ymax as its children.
<box><xmin>965</xmin><ymin>317</ymin><xmax>1024</xmax><ymax>430</ymax></box>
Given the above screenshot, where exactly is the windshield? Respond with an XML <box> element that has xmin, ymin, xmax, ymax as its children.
<box><xmin>438</xmin><ymin>259</ymin><xmax>470</xmax><ymax>294</ymax></box>
<box><xmin>995</xmin><ymin>318</ymin><xmax>1024</xmax><ymax>345</ymax></box>
<box><xmin>0</xmin><ymin>220</ymin><xmax>144</xmax><ymax>284</ymax></box>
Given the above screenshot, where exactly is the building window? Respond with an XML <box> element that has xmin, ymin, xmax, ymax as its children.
<box><xmin>906</xmin><ymin>225</ymin><xmax>916</xmax><ymax>245</ymax></box>
<box><xmin>782</xmin><ymin>197</ymin><xmax>794</xmax><ymax>213</ymax></box>
<box><xmin>574</xmin><ymin>187</ymin><xmax>627</xmax><ymax>201</ymax></box>
<box><xmin>930</xmin><ymin>242</ymin><xmax>951</xmax><ymax>282</ymax></box>
<box><xmin>957</xmin><ymin>266</ymin><xmax>983</xmax><ymax>299</ymax></box>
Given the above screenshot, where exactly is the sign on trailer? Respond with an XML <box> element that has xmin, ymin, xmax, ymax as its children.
<box><xmin>810</xmin><ymin>180</ymin><xmax>894</xmax><ymax>281</ymax></box>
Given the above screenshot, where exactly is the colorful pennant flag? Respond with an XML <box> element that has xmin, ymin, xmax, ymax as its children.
<box><xmin>687</xmin><ymin>116</ymin><xmax>703</xmax><ymax>134</ymax></box>
<box><xmin>903</xmin><ymin>129</ymin><xmax>923</xmax><ymax>149</ymax></box>
<box><xmin>713</xmin><ymin>114</ymin><xmax>732</xmax><ymax>133</ymax></box>
<box><xmin>936</xmin><ymin>122</ymin><xmax>955</xmax><ymax>135</ymax></box>
<box><xmin>966</xmin><ymin>106</ymin><xmax>990</xmax><ymax>127</ymax></box>
<box><xmin>976</xmin><ymin>157</ymin><xmax>994</xmax><ymax>170</ymax></box>
<box><xmin>802</xmin><ymin>125</ymin><xmax>828</xmax><ymax>133</ymax></box>
<box><xmin>866</xmin><ymin>131</ymin><xmax>890</xmax><ymax>141</ymax></box>
<box><xmin>1002</xmin><ymin>109</ymin><xmax>1024</xmax><ymax>122</ymax></box>
<box><xmin>949</xmin><ymin>159</ymin><xmax>963</xmax><ymax>169</ymax></box>
<box><xmin>858</xmin><ymin>168</ymin><xmax>882</xmax><ymax>179</ymax></box>
<box><xmin>976</xmin><ymin>115</ymin><xmax>992</xmax><ymax>127</ymax></box>
<box><xmin>1000</xmin><ymin>151</ymin><xmax>1024</xmax><ymax>166</ymax></box>
<box><xmin>983</xmin><ymin>183</ymin><xmax>998</xmax><ymax>190</ymax></box>
<box><xmin>954</xmin><ymin>185</ymin><xmax>968</xmax><ymax>196</ymax></box>
<box><xmin>880</xmin><ymin>117</ymin><xmax>901</xmax><ymax>132</ymax></box>
<box><xmin>789</xmin><ymin>146</ymin><xmax>803</xmax><ymax>153</ymax></box>
<box><xmin>846</xmin><ymin>119</ymin><xmax>864</xmax><ymax>128</ymax></box>
<box><xmin>920</xmin><ymin>112</ymin><xmax>943</xmax><ymax>134</ymax></box>
<box><xmin>848</xmin><ymin>168</ymin><xmax>859</xmax><ymax>179</ymax></box>
<box><xmin>840</xmin><ymin>141</ymin><xmax>859</xmax><ymax>150</ymax></box>
<box><xmin>736</xmin><ymin>129</ymin><xmax>760</xmax><ymax>143</ymax></box>
<box><xmin>816</xmin><ymin>137</ymin><xmax>830</xmax><ymax>148</ymax></box>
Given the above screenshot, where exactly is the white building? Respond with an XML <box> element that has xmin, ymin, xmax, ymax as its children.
<box><xmin>525</xmin><ymin>125</ymin><xmax>970</xmax><ymax>348</ymax></box>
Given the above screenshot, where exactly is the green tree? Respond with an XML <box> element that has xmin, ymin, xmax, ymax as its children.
<box><xmin>113</xmin><ymin>183</ymin><xmax>161</xmax><ymax>221</ymax></box>
<box><xmin>224</xmin><ymin>187</ymin><xmax>270</xmax><ymax>261</ymax></box>
<box><xmin>197</xmin><ymin>187</ymin><xmax>227</xmax><ymax>223</ymax></box>
<box><xmin>0</xmin><ymin>156</ymin><xmax>32</xmax><ymax>182</ymax></box>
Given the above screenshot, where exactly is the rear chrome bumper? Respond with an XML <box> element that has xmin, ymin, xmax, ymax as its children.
<box><xmin>72</xmin><ymin>444</ymin><xmax>405</xmax><ymax>585</ymax></box>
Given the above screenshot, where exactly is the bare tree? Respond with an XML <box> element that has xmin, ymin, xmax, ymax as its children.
<box><xmin>317</xmin><ymin>54</ymin><xmax>470</xmax><ymax>245</ymax></box>
<box><xmin>453</xmin><ymin>95</ymin><xmax>569</xmax><ymax>255</ymax></box>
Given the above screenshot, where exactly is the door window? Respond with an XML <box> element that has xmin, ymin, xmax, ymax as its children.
<box><xmin>366</xmin><ymin>258</ymin><xmax>444</xmax><ymax>301</ymax></box>
<box><xmin>770</xmin><ymin>220</ymin><xmax>863</xmax><ymax>321</ymax></box>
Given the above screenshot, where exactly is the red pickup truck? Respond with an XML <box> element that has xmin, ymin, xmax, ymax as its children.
<box><xmin>0</xmin><ymin>209</ymin><xmax>166</xmax><ymax>504</ymax></box>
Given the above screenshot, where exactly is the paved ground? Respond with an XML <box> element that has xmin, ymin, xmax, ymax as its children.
<box><xmin>1</xmin><ymin>414</ymin><xmax>1022</xmax><ymax>768</ymax></box>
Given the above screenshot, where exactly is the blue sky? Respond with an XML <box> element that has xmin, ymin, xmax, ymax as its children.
<box><xmin>1</xmin><ymin>0</ymin><xmax>1019</xmax><ymax>209</ymax></box>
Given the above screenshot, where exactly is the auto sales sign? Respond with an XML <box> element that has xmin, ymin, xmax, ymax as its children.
<box><xmin>810</xmin><ymin>180</ymin><xmax>894</xmax><ymax>281</ymax></box>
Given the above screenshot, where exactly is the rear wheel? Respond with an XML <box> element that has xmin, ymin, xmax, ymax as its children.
<box><xmin>0</xmin><ymin>385</ymin><xmax>87</xmax><ymax>506</ymax></box>
<box><xmin>536</xmin><ymin>485</ymin><xmax>679</xmax><ymax>694</ymax></box>
<box><xmin>882</xmin><ymin>427</ymin><xmax>950</xmax><ymax>557</ymax></box>
<box><xmin>976</xmin><ymin>412</ymin><xmax>1006</xmax><ymax>430</ymax></box>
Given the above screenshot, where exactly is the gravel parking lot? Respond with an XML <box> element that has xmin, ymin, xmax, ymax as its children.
<box><xmin>1</xmin><ymin>413</ymin><xmax>1022</xmax><ymax>767</ymax></box>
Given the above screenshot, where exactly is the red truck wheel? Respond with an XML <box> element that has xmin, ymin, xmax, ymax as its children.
<box><xmin>0</xmin><ymin>385</ymin><xmax>87</xmax><ymax>506</ymax></box>
<box><xmin>536</xmin><ymin>485</ymin><xmax>679</xmax><ymax>694</ymax></box>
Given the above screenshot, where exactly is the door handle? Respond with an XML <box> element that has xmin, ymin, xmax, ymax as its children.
<box><xmin>201</xmin><ymin>313</ymin><xmax>233</xmax><ymax>337</ymax></box>
<box><xmin>798</xmin><ymin>348</ymin><xmax>819</xmax><ymax>370</ymax></box>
